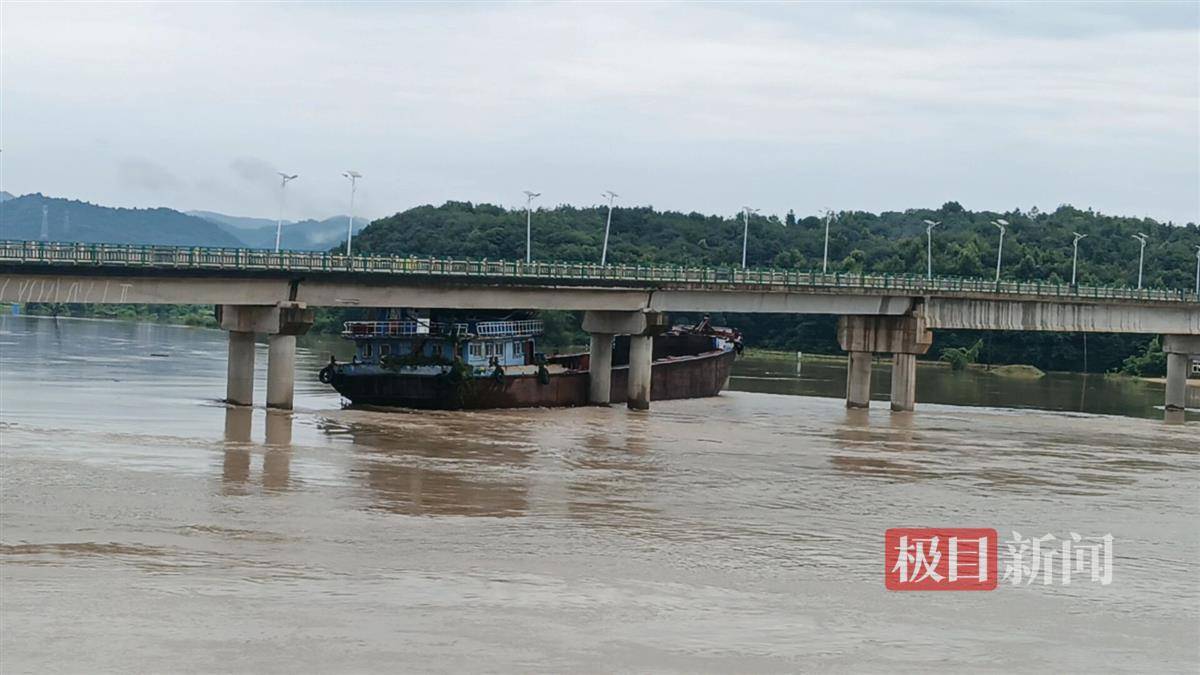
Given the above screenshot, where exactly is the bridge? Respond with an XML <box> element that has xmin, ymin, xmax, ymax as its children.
<box><xmin>2</xmin><ymin>240</ymin><xmax>1197</xmax><ymax>419</ymax></box>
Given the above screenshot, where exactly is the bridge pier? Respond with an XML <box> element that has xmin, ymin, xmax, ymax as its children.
<box><xmin>582</xmin><ymin>310</ymin><xmax>669</xmax><ymax>411</ymax></box>
<box><xmin>267</xmin><ymin>334</ymin><xmax>297</xmax><ymax>410</ymax></box>
<box><xmin>845</xmin><ymin>352</ymin><xmax>873</xmax><ymax>409</ymax></box>
<box><xmin>587</xmin><ymin>333</ymin><xmax>614</xmax><ymax>405</ymax></box>
<box><xmin>225</xmin><ymin>331</ymin><xmax>256</xmax><ymax>406</ymax></box>
<box><xmin>1163</xmin><ymin>335</ymin><xmax>1199</xmax><ymax>422</ymax></box>
<box><xmin>890</xmin><ymin>353</ymin><xmax>918</xmax><ymax>412</ymax></box>
<box><xmin>217</xmin><ymin>304</ymin><xmax>314</xmax><ymax>410</ymax></box>
<box><xmin>627</xmin><ymin>335</ymin><xmax>653</xmax><ymax>410</ymax></box>
<box><xmin>838</xmin><ymin>314</ymin><xmax>932</xmax><ymax>411</ymax></box>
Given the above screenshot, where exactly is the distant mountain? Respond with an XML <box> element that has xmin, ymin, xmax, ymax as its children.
<box><xmin>0</xmin><ymin>191</ymin><xmax>14</xmax><ymax>203</ymax></box>
<box><xmin>189</xmin><ymin>210</ymin><xmax>368</xmax><ymax>250</ymax></box>
<box><xmin>0</xmin><ymin>193</ymin><xmax>245</xmax><ymax>247</ymax></box>
<box><xmin>186</xmin><ymin>210</ymin><xmax>279</xmax><ymax>230</ymax></box>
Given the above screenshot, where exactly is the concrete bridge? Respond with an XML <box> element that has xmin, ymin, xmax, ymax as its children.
<box><xmin>2</xmin><ymin>240</ymin><xmax>1197</xmax><ymax>419</ymax></box>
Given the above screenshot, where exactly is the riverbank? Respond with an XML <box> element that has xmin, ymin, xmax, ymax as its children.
<box><xmin>744</xmin><ymin>348</ymin><xmax>1046</xmax><ymax>377</ymax></box>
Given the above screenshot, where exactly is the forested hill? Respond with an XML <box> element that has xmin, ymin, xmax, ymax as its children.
<box><xmin>352</xmin><ymin>201</ymin><xmax>1198</xmax><ymax>374</ymax></box>
<box><xmin>0</xmin><ymin>193</ymin><xmax>244</xmax><ymax>247</ymax></box>
<box><xmin>355</xmin><ymin>200</ymin><xmax>1198</xmax><ymax>291</ymax></box>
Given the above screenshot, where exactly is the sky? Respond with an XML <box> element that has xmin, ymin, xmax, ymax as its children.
<box><xmin>1</xmin><ymin>1</ymin><xmax>1198</xmax><ymax>224</ymax></box>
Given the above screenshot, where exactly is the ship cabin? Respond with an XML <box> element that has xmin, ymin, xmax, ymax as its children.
<box><xmin>341</xmin><ymin>318</ymin><xmax>544</xmax><ymax>370</ymax></box>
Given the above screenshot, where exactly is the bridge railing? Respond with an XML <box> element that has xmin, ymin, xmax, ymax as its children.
<box><xmin>1</xmin><ymin>240</ymin><xmax>1196</xmax><ymax>304</ymax></box>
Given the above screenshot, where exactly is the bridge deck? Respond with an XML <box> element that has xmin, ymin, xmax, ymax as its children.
<box><xmin>2</xmin><ymin>240</ymin><xmax>1195</xmax><ymax>307</ymax></box>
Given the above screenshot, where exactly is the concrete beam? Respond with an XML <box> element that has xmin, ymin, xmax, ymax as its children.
<box><xmin>837</xmin><ymin>315</ymin><xmax>933</xmax><ymax>355</ymax></box>
<box><xmin>650</xmin><ymin>291</ymin><xmax>913</xmax><ymax>315</ymax></box>
<box><xmin>217</xmin><ymin>303</ymin><xmax>314</xmax><ymax>336</ymax></box>
<box><xmin>925</xmin><ymin>298</ymin><xmax>1200</xmax><ymax>335</ymax></box>
<box><xmin>582</xmin><ymin>310</ymin><xmax>668</xmax><ymax>336</ymax></box>
<box><xmin>1162</xmin><ymin>335</ymin><xmax>1200</xmax><ymax>355</ymax></box>
<box><xmin>0</xmin><ymin>274</ymin><xmax>293</xmax><ymax>306</ymax></box>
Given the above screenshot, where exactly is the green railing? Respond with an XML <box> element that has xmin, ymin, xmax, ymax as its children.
<box><xmin>1</xmin><ymin>240</ymin><xmax>1196</xmax><ymax>304</ymax></box>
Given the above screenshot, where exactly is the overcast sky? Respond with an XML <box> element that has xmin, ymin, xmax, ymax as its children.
<box><xmin>2</xmin><ymin>1</ymin><xmax>1197</xmax><ymax>224</ymax></box>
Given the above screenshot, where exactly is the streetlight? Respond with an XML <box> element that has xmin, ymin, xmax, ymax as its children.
<box><xmin>274</xmin><ymin>172</ymin><xmax>298</xmax><ymax>253</ymax></box>
<box><xmin>922</xmin><ymin>219</ymin><xmax>939</xmax><ymax>280</ymax></box>
<box><xmin>822</xmin><ymin>209</ymin><xmax>834</xmax><ymax>274</ymax></box>
<box><xmin>741</xmin><ymin>206</ymin><xmax>759</xmax><ymax>269</ymax></box>
<box><xmin>523</xmin><ymin>190</ymin><xmax>540</xmax><ymax>263</ymax></box>
<box><xmin>991</xmin><ymin>219</ymin><xmax>1008</xmax><ymax>283</ymax></box>
<box><xmin>1194</xmin><ymin>246</ymin><xmax>1200</xmax><ymax>297</ymax></box>
<box><xmin>1194</xmin><ymin>245</ymin><xmax>1200</xmax><ymax>297</ymax></box>
<box><xmin>1070</xmin><ymin>232</ymin><xmax>1087</xmax><ymax>286</ymax></box>
<box><xmin>342</xmin><ymin>170</ymin><xmax>361</xmax><ymax>256</ymax></box>
<box><xmin>1132</xmin><ymin>233</ymin><xmax>1148</xmax><ymax>289</ymax></box>
<box><xmin>600</xmin><ymin>190</ymin><xmax>618</xmax><ymax>266</ymax></box>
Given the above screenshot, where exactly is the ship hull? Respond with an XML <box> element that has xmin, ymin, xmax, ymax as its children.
<box><xmin>327</xmin><ymin>348</ymin><xmax>736</xmax><ymax>410</ymax></box>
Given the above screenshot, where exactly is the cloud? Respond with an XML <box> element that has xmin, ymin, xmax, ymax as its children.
<box><xmin>1</xmin><ymin>2</ymin><xmax>1196</xmax><ymax>224</ymax></box>
<box><xmin>116</xmin><ymin>158</ymin><xmax>183</xmax><ymax>193</ymax></box>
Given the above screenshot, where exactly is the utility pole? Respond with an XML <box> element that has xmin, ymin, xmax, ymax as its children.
<box><xmin>1071</xmin><ymin>232</ymin><xmax>1087</xmax><ymax>286</ymax></box>
<box><xmin>991</xmin><ymin>219</ymin><xmax>1008</xmax><ymax>283</ymax></box>
<box><xmin>523</xmin><ymin>190</ymin><xmax>540</xmax><ymax>264</ymax></box>
<box><xmin>922</xmin><ymin>220</ymin><xmax>939</xmax><ymax>280</ymax></box>
<box><xmin>600</xmin><ymin>190</ymin><xmax>618</xmax><ymax>265</ymax></box>
<box><xmin>343</xmin><ymin>171</ymin><xmax>361</xmax><ymax>256</ymax></box>
<box><xmin>1132</xmin><ymin>233</ymin><xmax>1148</xmax><ymax>289</ymax></box>
<box><xmin>40</xmin><ymin>205</ymin><xmax>49</xmax><ymax>241</ymax></box>
<box><xmin>741</xmin><ymin>206</ymin><xmax>759</xmax><ymax>269</ymax></box>
<box><xmin>274</xmin><ymin>172</ymin><xmax>298</xmax><ymax>253</ymax></box>
<box><xmin>822</xmin><ymin>209</ymin><xmax>834</xmax><ymax>274</ymax></box>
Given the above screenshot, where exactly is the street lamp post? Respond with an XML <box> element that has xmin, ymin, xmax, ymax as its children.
<box><xmin>1194</xmin><ymin>246</ymin><xmax>1200</xmax><ymax>297</ymax></box>
<box><xmin>1070</xmin><ymin>232</ymin><xmax>1087</xmax><ymax>286</ymax></box>
<box><xmin>1132</xmin><ymin>233</ymin><xmax>1148</xmax><ymax>289</ymax></box>
<box><xmin>523</xmin><ymin>190</ymin><xmax>540</xmax><ymax>264</ymax></box>
<box><xmin>600</xmin><ymin>190</ymin><xmax>618</xmax><ymax>266</ymax></box>
<box><xmin>822</xmin><ymin>209</ymin><xmax>834</xmax><ymax>274</ymax></box>
<box><xmin>274</xmin><ymin>172</ymin><xmax>298</xmax><ymax>253</ymax></box>
<box><xmin>342</xmin><ymin>171</ymin><xmax>361</xmax><ymax>256</ymax></box>
<box><xmin>741</xmin><ymin>206</ymin><xmax>759</xmax><ymax>269</ymax></box>
<box><xmin>991</xmin><ymin>219</ymin><xmax>1008</xmax><ymax>283</ymax></box>
<box><xmin>922</xmin><ymin>219</ymin><xmax>939</xmax><ymax>280</ymax></box>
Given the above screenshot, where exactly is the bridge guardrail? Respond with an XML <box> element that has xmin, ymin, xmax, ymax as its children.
<box><xmin>0</xmin><ymin>240</ymin><xmax>1196</xmax><ymax>304</ymax></box>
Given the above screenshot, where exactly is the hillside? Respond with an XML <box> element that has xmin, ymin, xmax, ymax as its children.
<box><xmin>189</xmin><ymin>210</ymin><xmax>368</xmax><ymax>250</ymax></box>
<box><xmin>0</xmin><ymin>193</ymin><xmax>244</xmax><ymax>247</ymax></box>
<box><xmin>352</xmin><ymin>200</ymin><xmax>1200</xmax><ymax>373</ymax></box>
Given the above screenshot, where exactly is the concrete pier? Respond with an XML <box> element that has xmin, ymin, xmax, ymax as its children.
<box><xmin>226</xmin><ymin>331</ymin><xmax>256</xmax><ymax>406</ymax></box>
<box><xmin>588</xmin><ymin>333</ymin><xmax>614</xmax><ymax>405</ymax></box>
<box><xmin>890</xmin><ymin>353</ymin><xmax>917</xmax><ymax>412</ymax></box>
<box><xmin>267</xmin><ymin>334</ymin><xmax>297</xmax><ymax>410</ymax></box>
<box><xmin>627</xmin><ymin>335</ymin><xmax>653</xmax><ymax>410</ymax></box>
<box><xmin>1162</xmin><ymin>335</ymin><xmax>1200</xmax><ymax>421</ymax></box>
<box><xmin>1165</xmin><ymin>352</ymin><xmax>1187</xmax><ymax>413</ymax></box>
<box><xmin>845</xmin><ymin>351</ymin><xmax>873</xmax><ymax>409</ymax></box>
<box><xmin>838</xmin><ymin>313</ymin><xmax>933</xmax><ymax>412</ymax></box>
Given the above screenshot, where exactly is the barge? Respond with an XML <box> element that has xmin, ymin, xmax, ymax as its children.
<box><xmin>319</xmin><ymin>314</ymin><xmax>740</xmax><ymax>409</ymax></box>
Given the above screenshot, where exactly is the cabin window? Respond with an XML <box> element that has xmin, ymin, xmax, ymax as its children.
<box><xmin>512</xmin><ymin>341</ymin><xmax>522</xmax><ymax>356</ymax></box>
<box><xmin>485</xmin><ymin>343</ymin><xmax>495</xmax><ymax>357</ymax></box>
<box><xmin>431</xmin><ymin>344</ymin><xmax>442</xmax><ymax>358</ymax></box>
<box><xmin>363</xmin><ymin>343</ymin><xmax>373</xmax><ymax>358</ymax></box>
<box><xmin>470</xmin><ymin>343</ymin><xmax>484</xmax><ymax>358</ymax></box>
<box><xmin>380</xmin><ymin>343</ymin><xmax>391</xmax><ymax>357</ymax></box>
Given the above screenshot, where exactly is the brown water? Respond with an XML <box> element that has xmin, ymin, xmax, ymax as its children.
<box><xmin>1</xmin><ymin>316</ymin><xmax>1198</xmax><ymax>672</ymax></box>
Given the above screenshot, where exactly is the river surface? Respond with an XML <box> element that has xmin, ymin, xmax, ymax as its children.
<box><xmin>1</xmin><ymin>316</ymin><xmax>1197</xmax><ymax>672</ymax></box>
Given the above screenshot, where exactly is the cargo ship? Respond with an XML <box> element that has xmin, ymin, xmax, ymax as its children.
<box><xmin>318</xmin><ymin>313</ymin><xmax>741</xmax><ymax>409</ymax></box>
